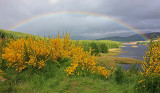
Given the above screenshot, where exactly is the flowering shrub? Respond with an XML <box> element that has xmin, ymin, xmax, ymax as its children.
<box><xmin>24</xmin><ymin>37</ymin><xmax>50</xmax><ymax>69</ymax></box>
<box><xmin>65</xmin><ymin>44</ymin><xmax>113</xmax><ymax>78</ymax></box>
<box><xmin>2</xmin><ymin>37</ymin><xmax>50</xmax><ymax>71</ymax></box>
<box><xmin>49</xmin><ymin>33</ymin><xmax>72</xmax><ymax>61</ymax></box>
<box><xmin>2</xmin><ymin>38</ymin><xmax>26</xmax><ymax>71</ymax></box>
<box><xmin>2</xmin><ymin>33</ymin><xmax>113</xmax><ymax>78</ymax></box>
<box><xmin>136</xmin><ymin>37</ymin><xmax>160</xmax><ymax>93</ymax></box>
<box><xmin>96</xmin><ymin>66</ymin><xmax>113</xmax><ymax>78</ymax></box>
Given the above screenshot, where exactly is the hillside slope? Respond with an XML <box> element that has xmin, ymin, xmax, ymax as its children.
<box><xmin>0</xmin><ymin>29</ymin><xmax>44</xmax><ymax>39</ymax></box>
<box><xmin>98</xmin><ymin>32</ymin><xmax>160</xmax><ymax>42</ymax></box>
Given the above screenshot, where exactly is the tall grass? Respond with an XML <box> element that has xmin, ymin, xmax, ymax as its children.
<box><xmin>72</xmin><ymin>40</ymin><xmax>122</xmax><ymax>55</ymax></box>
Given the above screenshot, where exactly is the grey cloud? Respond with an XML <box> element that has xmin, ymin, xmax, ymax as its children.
<box><xmin>0</xmin><ymin>0</ymin><xmax>160</xmax><ymax>39</ymax></box>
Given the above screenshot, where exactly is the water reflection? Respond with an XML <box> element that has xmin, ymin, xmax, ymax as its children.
<box><xmin>120</xmin><ymin>64</ymin><xmax>142</xmax><ymax>71</ymax></box>
<box><xmin>118</xmin><ymin>45</ymin><xmax>148</xmax><ymax>71</ymax></box>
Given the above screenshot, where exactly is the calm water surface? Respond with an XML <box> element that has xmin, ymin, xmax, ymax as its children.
<box><xmin>118</xmin><ymin>45</ymin><xmax>148</xmax><ymax>71</ymax></box>
<box><xmin>118</xmin><ymin>45</ymin><xmax>147</xmax><ymax>60</ymax></box>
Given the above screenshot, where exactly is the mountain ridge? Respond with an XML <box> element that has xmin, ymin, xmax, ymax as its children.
<box><xmin>97</xmin><ymin>32</ymin><xmax>160</xmax><ymax>42</ymax></box>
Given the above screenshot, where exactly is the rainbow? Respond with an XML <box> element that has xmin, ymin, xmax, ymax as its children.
<box><xmin>8</xmin><ymin>11</ymin><xmax>148</xmax><ymax>41</ymax></box>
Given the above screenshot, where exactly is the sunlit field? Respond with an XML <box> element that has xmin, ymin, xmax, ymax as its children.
<box><xmin>0</xmin><ymin>30</ymin><xmax>159</xmax><ymax>93</ymax></box>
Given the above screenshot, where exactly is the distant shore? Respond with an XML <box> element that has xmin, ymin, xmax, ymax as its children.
<box><xmin>122</xmin><ymin>41</ymin><xmax>147</xmax><ymax>45</ymax></box>
<box><xmin>122</xmin><ymin>41</ymin><xmax>139</xmax><ymax>45</ymax></box>
<box><xmin>122</xmin><ymin>39</ymin><xmax>158</xmax><ymax>45</ymax></box>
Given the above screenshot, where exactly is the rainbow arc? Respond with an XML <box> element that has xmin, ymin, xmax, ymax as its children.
<box><xmin>8</xmin><ymin>11</ymin><xmax>148</xmax><ymax>41</ymax></box>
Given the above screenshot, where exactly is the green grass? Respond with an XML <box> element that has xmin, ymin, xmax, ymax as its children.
<box><xmin>75</xmin><ymin>40</ymin><xmax>122</xmax><ymax>49</ymax></box>
<box><xmin>0</xmin><ymin>59</ymin><xmax>140</xmax><ymax>93</ymax></box>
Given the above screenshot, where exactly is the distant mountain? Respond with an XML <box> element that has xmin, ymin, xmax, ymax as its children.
<box><xmin>97</xmin><ymin>32</ymin><xmax>160</xmax><ymax>42</ymax></box>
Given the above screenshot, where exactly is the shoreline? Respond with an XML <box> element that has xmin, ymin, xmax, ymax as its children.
<box><xmin>122</xmin><ymin>39</ymin><xmax>158</xmax><ymax>45</ymax></box>
<box><xmin>96</xmin><ymin>48</ymin><xmax>142</xmax><ymax>67</ymax></box>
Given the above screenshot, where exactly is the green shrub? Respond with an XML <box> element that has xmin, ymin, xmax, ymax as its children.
<box><xmin>136</xmin><ymin>76</ymin><xmax>160</xmax><ymax>93</ymax></box>
<box><xmin>82</xmin><ymin>42</ymin><xmax>90</xmax><ymax>52</ymax></box>
<box><xmin>90</xmin><ymin>42</ymin><xmax>101</xmax><ymax>55</ymax></box>
<box><xmin>98</xmin><ymin>43</ymin><xmax>109</xmax><ymax>53</ymax></box>
<box><xmin>114</xmin><ymin>66</ymin><xmax>125</xmax><ymax>84</ymax></box>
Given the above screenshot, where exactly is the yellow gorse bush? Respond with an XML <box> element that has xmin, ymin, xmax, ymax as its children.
<box><xmin>24</xmin><ymin>36</ymin><xmax>50</xmax><ymax>69</ymax></box>
<box><xmin>142</xmin><ymin>37</ymin><xmax>160</xmax><ymax>77</ymax></box>
<box><xmin>49</xmin><ymin>33</ymin><xmax>72</xmax><ymax>61</ymax></box>
<box><xmin>137</xmin><ymin>37</ymin><xmax>160</xmax><ymax>92</ymax></box>
<box><xmin>64</xmin><ymin>43</ymin><xmax>112</xmax><ymax>78</ymax></box>
<box><xmin>2</xmin><ymin>33</ymin><xmax>112</xmax><ymax>78</ymax></box>
<box><xmin>97</xmin><ymin>66</ymin><xmax>113</xmax><ymax>78</ymax></box>
<box><xmin>2</xmin><ymin>37</ymin><xmax>50</xmax><ymax>71</ymax></box>
<box><xmin>65</xmin><ymin>46</ymin><xmax>96</xmax><ymax>75</ymax></box>
<box><xmin>2</xmin><ymin>38</ymin><xmax>26</xmax><ymax>71</ymax></box>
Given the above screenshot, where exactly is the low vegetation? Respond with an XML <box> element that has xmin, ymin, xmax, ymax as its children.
<box><xmin>73</xmin><ymin>40</ymin><xmax>121</xmax><ymax>55</ymax></box>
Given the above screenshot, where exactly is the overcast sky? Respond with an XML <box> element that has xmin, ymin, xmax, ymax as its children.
<box><xmin>0</xmin><ymin>0</ymin><xmax>160</xmax><ymax>39</ymax></box>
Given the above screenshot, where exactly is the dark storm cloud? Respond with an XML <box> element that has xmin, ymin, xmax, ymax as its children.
<box><xmin>0</xmin><ymin>0</ymin><xmax>160</xmax><ymax>39</ymax></box>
